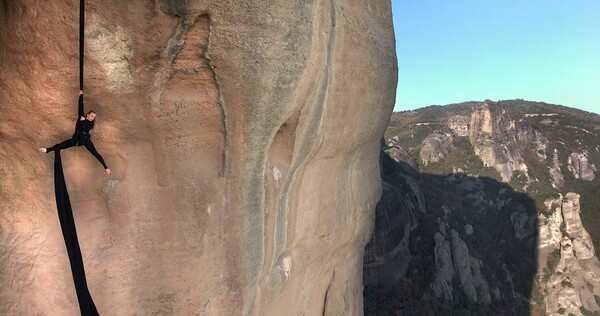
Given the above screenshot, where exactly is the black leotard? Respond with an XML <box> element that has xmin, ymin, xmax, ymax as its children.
<box><xmin>46</xmin><ymin>95</ymin><xmax>108</xmax><ymax>170</ymax></box>
<box><xmin>73</xmin><ymin>95</ymin><xmax>94</xmax><ymax>140</ymax></box>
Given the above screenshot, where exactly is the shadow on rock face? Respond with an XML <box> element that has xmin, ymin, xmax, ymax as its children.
<box><xmin>363</xmin><ymin>151</ymin><xmax>539</xmax><ymax>316</ymax></box>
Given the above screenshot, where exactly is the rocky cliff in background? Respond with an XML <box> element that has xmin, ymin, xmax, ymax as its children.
<box><xmin>469</xmin><ymin>101</ymin><xmax>548</xmax><ymax>182</ymax></box>
<box><xmin>538</xmin><ymin>193</ymin><xmax>600</xmax><ymax>315</ymax></box>
<box><xmin>365</xmin><ymin>100</ymin><xmax>600</xmax><ymax>315</ymax></box>
<box><xmin>0</xmin><ymin>1</ymin><xmax>397</xmax><ymax>315</ymax></box>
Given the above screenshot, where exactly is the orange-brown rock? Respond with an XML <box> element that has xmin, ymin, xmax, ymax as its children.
<box><xmin>0</xmin><ymin>1</ymin><xmax>397</xmax><ymax>315</ymax></box>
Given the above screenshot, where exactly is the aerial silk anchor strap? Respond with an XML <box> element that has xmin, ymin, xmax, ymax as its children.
<box><xmin>79</xmin><ymin>0</ymin><xmax>84</xmax><ymax>91</ymax></box>
<box><xmin>53</xmin><ymin>0</ymin><xmax>99</xmax><ymax>314</ymax></box>
<box><xmin>54</xmin><ymin>152</ymin><xmax>99</xmax><ymax>315</ymax></box>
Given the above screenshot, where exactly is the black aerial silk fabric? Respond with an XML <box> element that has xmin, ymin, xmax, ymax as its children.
<box><xmin>54</xmin><ymin>156</ymin><xmax>99</xmax><ymax>315</ymax></box>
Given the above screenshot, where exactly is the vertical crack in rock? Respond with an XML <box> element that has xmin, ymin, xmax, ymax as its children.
<box><xmin>152</xmin><ymin>13</ymin><xmax>224</xmax><ymax>182</ymax></box>
<box><xmin>270</xmin><ymin>0</ymin><xmax>338</xmax><ymax>270</ymax></box>
<box><xmin>253</xmin><ymin>0</ymin><xmax>339</xmax><ymax>313</ymax></box>
<box><xmin>322</xmin><ymin>270</ymin><xmax>335</xmax><ymax>316</ymax></box>
<box><xmin>203</xmin><ymin>17</ymin><xmax>227</xmax><ymax>178</ymax></box>
<box><xmin>263</xmin><ymin>0</ymin><xmax>336</xmax><ymax>298</ymax></box>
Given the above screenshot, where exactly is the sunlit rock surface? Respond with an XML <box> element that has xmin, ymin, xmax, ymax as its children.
<box><xmin>538</xmin><ymin>193</ymin><xmax>600</xmax><ymax>315</ymax></box>
<box><xmin>470</xmin><ymin>100</ymin><xmax>548</xmax><ymax>182</ymax></box>
<box><xmin>549</xmin><ymin>148</ymin><xmax>565</xmax><ymax>189</ymax></box>
<box><xmin>568</xmin><ymin>152</ymin><xmax>596</xmax><ymax>181</ymax></box>
<box><xmin>419</xmin><ymin>128</ymin><xmax>455</xmax><ymax>166</ymax></box>
<box><xmin>0</xmin><ymin>1</ymin><xmax>397</xmax><ymax>315</ymax></box>
<box><xmin>446</xmin><ymin>115</ymin><xmax>470</xmax><ymax>137</ymax></box>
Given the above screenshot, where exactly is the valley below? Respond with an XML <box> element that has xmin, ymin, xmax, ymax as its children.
<box><xmin>364</xmin><ymin>100</ymin><xmax>600</xmax><ymax>316</ymax></box>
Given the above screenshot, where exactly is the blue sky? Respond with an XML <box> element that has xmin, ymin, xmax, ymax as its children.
<box><xmin>392</xmin><ymin>0</ymin><xmax>600</xmax><ymax>114</ymax></box>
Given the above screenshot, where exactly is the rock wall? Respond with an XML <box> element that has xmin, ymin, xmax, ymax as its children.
<box><xmin>537</xmin><ymin>193</ymin><xmax>600</xmax><ymax>315</ymax></box>
<box><xmin>446</xmin><ymin>115</ymin><xmax>470</xmax><ymax>137</ymax></box>
<box><xmin>419</xmin><ymin>115</ymin><xmax>471</xmax><ymax>166</ymax></box>
<box><xmin>469</xmin><ymin>100</ymin><xmax>547</xmax><ymax>182</ymax></box>
<box><xmin>568</xmin><ymin>152</ymin><xmax>596</xmax><ymax>181</ymax></box>
<box><xmin>419</xmin><ymin>128</ymin><xmax>455</xmax><ymax>166</ymax></box>
<box><xmin>0</xmin><ymin>1</ymin><xmax>397</xmax><ymax>315</ymax></box>
<box><xmin>429</xmin><ymin>228</ymin><xmax>493</xmax><ymax>305</ymax></box>
<box><xmin>363</xmin><ymin>153</ymin><xmax>424</xmax><ymax>286</ymax></box>
<box><xmin>549</xmin><ymin>148</ymin><xmax>565</xmax><ymax>189</ymax></box>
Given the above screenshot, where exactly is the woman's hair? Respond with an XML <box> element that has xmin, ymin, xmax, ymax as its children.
<box><xmin>86</xmin><ymin>110</ymin><xmax>96</xmax><ymax>116</ymax></box>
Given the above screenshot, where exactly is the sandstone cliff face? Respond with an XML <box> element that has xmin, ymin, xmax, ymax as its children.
<box><xmin>537</xmin><ymin>193</ymin><xmax>600</xmax><ymax>315</ymax></box>
<box><xmin>0</xmin><ymin>1</ymin><xmax>397</xmax><ymax>315</ymax></box>
<box><xmin>469</xmin><ymin>100</ymin><xmax>548</xmax><ymax>182</ymax></box>
<box><xmin>385</xmin><ymin>137</ymin><xmax>418</xmax><ymax>170</ymax></box>
<box><xmin>568</xmin><ymin>152</ymin><xmax>597</xmax><ymax>181</ymax></box>
<box><xmin>429</xmin><ymin>228</ymin><xmax>493</xmax><ymax>305</ymax></box>
<box><xmin>363</xmin><ymin>181</ymin><xmax>417</xmax><ymax>286</ymax></box>
<box><xmin>446</xmin><ymin>115</ymin><xmax>470</xmax><ymax>137</ymax></box>
<box><xmin>419</xmin><ymin>128</ymin><xmax>455</xmax><ymax>166</ymax></box>
<box><xmin>419</xmin><ymin>115</ymin><xmax>470</xmax><ymax>166</ymax></box>
<box><xmin>363</xmin><ymin>153</ymin><xmax>424</xmax><ymax>286</ymax></box>
<box><xmin>549</xmin><ymin>148</ymin><xmax>565</xmax><ymax>189</ymax></box>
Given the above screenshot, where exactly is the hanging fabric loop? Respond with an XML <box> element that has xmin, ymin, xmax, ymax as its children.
<box><xmin>51</xmin><ymin>0</ymin><xmax>100</xmax><ymax>314</ymax></box>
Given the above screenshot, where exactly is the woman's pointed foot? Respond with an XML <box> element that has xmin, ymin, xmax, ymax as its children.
<box><xmin>38</xmin><ymin>147</ymin><xmax>47</xmax><ymax>153</ymax></box>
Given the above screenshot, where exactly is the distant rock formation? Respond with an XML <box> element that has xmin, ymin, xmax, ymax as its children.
<box><xmin>549</xmin><ymin>149</ymin><xmax>565</xmax><ymax>188</ymax></box>
<box><xmin>538</xmin><ymin>193</ymin><xmax>600</xmax><ymax>315</ymax></box>
<box><xmin>419</xmin><ymin>115</ymin><xmax>471</xmax><ymax>166</ymax></box>
<box><xmin>385</xmin><ymin>140</ymin><xmax>419</xmax><ymax>170</ymax></box>
<box><xmin>364</xmin><ymin>153</ymin><xmax>424</xmax><ymax>286</ymax></box>
<box><xmin>470</xmin><ymin>100</ymin><xmax>535</xmax><ymax>182</ymax></box>
<box><xmin>510</xmin><ymin>208</ymin><xmax>536</xmax><ymax>242</ymax></box>
<box><xmin>432</xmin><ymin>232</ymin><xmax>454</xmax><ymax>300</ymax></box>
<box><xmin>446</xmin><ymin>115</ymin><xmax>470</xmax><ymax>137</ymax></box>
<box><xmin>363</xmin><ymin>181</ymin><xmax>419</xmax><ymax>285</ymax></box>
<box><xmin>374</xmin><ymin>99</ymin><xmax>600</xmax><ymax>315</ymax></box>
<box><xmin>418</xmin><ymin>100</ymin><xmax>553</xmax><ymax>183</ymax></box>
<box><xmin>420</xmin><ymin>128</ymin><xmax>456</xmax><ymax>165</ymax></box>
<box><xmin>430</xmin><ymin>228</ymin><xmax>492</xmax><ymax>305</ymax></box>
<box><xmin>568</xmin><ymin>152</ymin><xmax>597</xmax><ymax>181</ymax></box>
<box><xmin>469</xmin><ymin>100</ymin><xmax>548</xmax><ymax>182</ymax></box>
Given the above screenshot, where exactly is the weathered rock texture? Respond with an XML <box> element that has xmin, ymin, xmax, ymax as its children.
<box><xmin>568</xmin><ymin>152</ymin><xmax>597</xmax><ymax>181</ymax></box>
<box><xmin>419</xmin><ymin>115</ymin><xmax>470</xmax><ymax>166</ymax></box>
<box><xmin>446</xmin><ymin>115</ymin><xmax>470</xmax><ymax>137</ymax></box>
<box><xmin>537</xmin><ymin>193</ymin><xmax>600</xmax><ymax>315</ymax></box>
<box><xmin>374</xmin><ymin>100</ymin><xmax>600</xmax><ymax>315</ymax></box>
<box><xmin>0</xmin><ymin>1</ymin><xmax>397</xmax><ymax>315</ymax></box>
<box><xmin>363</xmin><ymin>154</ymin><xmax>423</xmax><ymax>286</ymax></box>
<box><xmin>549</xmin><ymin>148</ymin><xmax>565</xmax><ymax>189</ymax></box>
<box><xmin>385</xmin><ymin>138</ymin><xmax>418</xmax><ymax>170</ymax></box>
<box><xmin>470</xmin><ymin>100</ymin><xmax>548</xmax><ymax>182</ymax></box>
<box><xmin>419</xmin><ymin>128</ymin><xmax>455</xmax><ymax>166</ymax></box>
<box><xmin>362</xmin><ymin>181</ymin><xmax>416</xmax><ymax>286</ymax></box>
<box><xmin>425</xmin><ymin>225</ymin><xmax>494</xmax><ymax>305</ymax></box>
<box><xmin>418</xmin><ymin>115</ymin><xmax>470</xmax><ymax>166</ymax></box>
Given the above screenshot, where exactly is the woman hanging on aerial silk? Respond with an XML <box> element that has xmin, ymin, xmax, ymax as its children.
<box><xmin>40</xmin><ymin>90</ymin><xmax>111</xmax><ymax>175</ymax></box>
